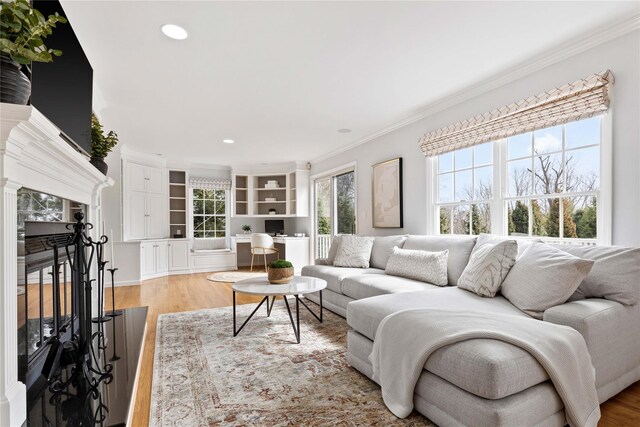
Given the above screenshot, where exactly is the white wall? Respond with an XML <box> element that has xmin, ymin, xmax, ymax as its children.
<box><xmin>310</xmin><ymin>31</ymin><xmax>640</xmax><ymax>246</ymax></box>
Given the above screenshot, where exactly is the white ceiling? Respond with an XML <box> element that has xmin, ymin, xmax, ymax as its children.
<box><xmin>60</xmin><ymin>1</ymin><xmax>638</xmax><ymax>166</ymax></box>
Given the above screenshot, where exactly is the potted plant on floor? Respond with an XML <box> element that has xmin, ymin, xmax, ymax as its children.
<box><xmin>268</xmin><ymin>259</ymin><xmax>294</xmax><ymax>284</ymax></box>
<box><xmin>90</xmin><ymin>113</ymin><xmax>118</xmax><ymax>175</ymax></box>
<box><xmin>0</xmin><ymin>0</ymin><xmax>67</xmax><ymax>104</ymax></box>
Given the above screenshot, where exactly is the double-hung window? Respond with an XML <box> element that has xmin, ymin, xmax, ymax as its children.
<box><xmin>505</xmin><ymin>118</ymin><xmax>601</xmax><ymax>241</ymax></box>
<box><xmin>434</xmin><ymin>116</ymin><xmax>604</xmax><ymax>243</ymax></box>
<box><xmin>192</xmin><ymin>189</ymin><xmax>227</xmax><ymax>238</ymax></box>
<box><xmin>437</xmin><ymin>142</ymin><xmax>493</xmax><ymax>235</ymax></box>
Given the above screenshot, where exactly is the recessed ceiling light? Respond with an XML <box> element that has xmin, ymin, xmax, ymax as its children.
<box><xmin>338</xmin><ymin>128</ymin><xmax>351</xmax><ymax>133</ymax></box>
<box><xmin>161</xmin><ymin>24</ymin><xmax>188</xmax><ymax>40</ymax></box>
<box><xmin>223</xmin><ymin>139</ymin><xmax>235</xmax><ymax>144</ymax></box>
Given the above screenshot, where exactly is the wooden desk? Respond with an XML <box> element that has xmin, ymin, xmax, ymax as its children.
<box><xmin>230</xmin><ymin>236</ymin><xmax>310</xmax><ymax>273</ymax></box>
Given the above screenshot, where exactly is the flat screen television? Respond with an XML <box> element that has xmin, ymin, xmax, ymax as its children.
<box><xmin>30</xmin><ymin>0</ymin><xmax>93</xmax><ymax>155</ymax></box>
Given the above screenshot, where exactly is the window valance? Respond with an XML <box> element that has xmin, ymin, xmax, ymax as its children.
<box><xmin>418</xmin><ymin>70</ymin><xmax>613</xmax><ymax>157</ymax></box>
<box><xmin>189</xmin><ymin>177</ymin><xmax>231</xmax><ymax>191</ymax></box>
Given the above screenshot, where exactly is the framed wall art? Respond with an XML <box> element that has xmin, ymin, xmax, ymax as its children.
<box><xmin>372</xmin><ymin>157</ymin><xmax>403</xmax><ymax>228</ymax></box>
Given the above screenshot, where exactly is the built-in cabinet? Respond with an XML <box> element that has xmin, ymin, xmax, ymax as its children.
<box><xmin>232</xmin><ymin>168</ymin><xmax>309</xmax><ymax>217</ymax></box>
<box><xmin>169</xmin><ymin>170</ymin><xmax>188</xmax><ymax>238</ymax></box>
<box><xmin>140</xmin><ymin>240</ymin><xmax>168</xmax><ymax>278</ymax></box>
<box><xmin>168</xmin><ymin>240</ymin><xmax>190</xmax><ymax>271</ymax></box>
<box><xmin>123</xmin><ymin>162</ymin><xmax>168</xmax><ymax>240</ymax></box>
<box><xmin>139</xmin><ymin>239</ymin><xmax>190</xmax><ymax>280</ymax></box>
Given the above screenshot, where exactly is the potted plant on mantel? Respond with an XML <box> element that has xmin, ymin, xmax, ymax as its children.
<box><xmin>241</xmin><ymin>224</ymin><xmax>252</xmax><ymax>234</ymax></box>
<box><xmin>267</xmin><ymin>259</ymin><xmax>294</xmax><ymax>284</ymax></box>
<box><xmin>90</xmin><ymin>113</ymin><xmax>118</xmax><ymax>175</ymax></box>
<box><xmin>0</xmin><ymin>0</ymin><xmax>67</xmax><ymax>104</ymax></box>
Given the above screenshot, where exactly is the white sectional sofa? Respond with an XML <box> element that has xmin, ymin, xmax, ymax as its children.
<box><xmin>301</xmin><ymin>235</ymin><xmax>640</xmax><ymax>426</ymax></box>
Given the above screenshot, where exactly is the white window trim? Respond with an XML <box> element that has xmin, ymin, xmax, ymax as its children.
<box><xmin>428</xmin><ymin>115</ymin><xmax>612</xmax><ymax>245</ymax></box>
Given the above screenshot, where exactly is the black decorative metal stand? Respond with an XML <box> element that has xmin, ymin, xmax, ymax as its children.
<box><xmin>105</xmin><ymin>268</ymin><xmax>123</xmax><ymax>318</ymax></box>
<box><xmin>45</xmin><ymin>212</ymin><xmax>114</xmax><ymax>422</ymax></box>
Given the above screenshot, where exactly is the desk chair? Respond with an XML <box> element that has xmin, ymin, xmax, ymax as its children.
<box><xmin>250</xmin><ymin>233</ymin><xmax>279</xmax><ymax>272</ymax></box>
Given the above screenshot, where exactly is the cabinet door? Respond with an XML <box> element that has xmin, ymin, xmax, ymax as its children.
<box><xmin>127</xmin><ymin>163</ymin><xmax>147</xmax><ymax>192</ymax></box>
<box><xmin>140</xmin><ymin>242</ymin><xmax>156</xmax><ymax>276</ymax></box>
<box><xmin>127</xmin><ymin>191</ymin><xmax>147</xmax><ymax>240</ymax></box>
<box><xmin>155</xmin><ymin>241</ymin><xmax>169</xmax><ymax>273</ymax></box>
<box><xmin>146</xmin><ymin>193</ymin><xmax>166</xmax><ymax>238</ymax></box>
<box><xmin>146</xmin><ymin>166</ymin><xmax>165</xmax><ymax>194</ymax></box>
<box><xmin>168</xmin><ymin>240</ymin><xmax>190</xmax><ymax>271</ymax></box>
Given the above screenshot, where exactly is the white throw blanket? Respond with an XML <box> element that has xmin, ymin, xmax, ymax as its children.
<box><xmin>370</xmin><ymin>309</ymin><xmax>600</xmax><ymax>427</ymax></box>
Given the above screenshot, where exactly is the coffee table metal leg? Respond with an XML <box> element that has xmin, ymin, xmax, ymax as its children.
<box><xmin>296</xmin><ymin>292</ymin><xmax>323</xmax><ymax>323</ymax></box>
<box><xmin>282</xmin><ymin>296</ymin><xmax>299</xmax><ymax>343</ymax></box>
<box><xmin>296</xmin><ymin>295</ymin><xmax>300</xmax><ymax>343</ymax></box>
<box><xmin>266</xmin><ymin>296</ymin><xmax>276</xmax><ymax>317</ymax></box>
<box><xmin>234</xmin><ymin>295</ymin><xmax>268</xmax><ymax>337</ymax></box>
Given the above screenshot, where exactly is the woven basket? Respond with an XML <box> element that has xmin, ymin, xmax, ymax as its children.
<box><xmin>268</xmin><ymin>267</ymin><xmax>294</xmax><ymax>284</ymax></box>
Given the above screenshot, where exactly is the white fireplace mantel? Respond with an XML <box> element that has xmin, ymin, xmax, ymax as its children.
<box><xmin>0</xmin><ymin>103</ymin><xmax>113</xmax><ymax>426</ymax></box>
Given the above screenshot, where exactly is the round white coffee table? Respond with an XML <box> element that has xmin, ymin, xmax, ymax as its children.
<box><xmin>232</xmin><ymin>276</ymin><xmax>327</xmax><ymax>343</ymax></box>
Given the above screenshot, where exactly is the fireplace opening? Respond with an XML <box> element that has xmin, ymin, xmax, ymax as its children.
<box><xmin>16</xmin><ymin>188</ymin><xmax>86</xmax><ymax>393</ymax></box>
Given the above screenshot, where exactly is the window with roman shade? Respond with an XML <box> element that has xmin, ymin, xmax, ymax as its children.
<box><xmin>189</xmin><ymin>177</ymin><xmax>231</xmax><ymax>238</ymax></box>
<box><xmin>424</xmin><ymin>71</ymin><xmax>613</xmax><ymax>244</ymax></box>
<box><xmin>418</xmin><ymin>70</ymin><xmax>613</xmax><ymax>158</ymax></box>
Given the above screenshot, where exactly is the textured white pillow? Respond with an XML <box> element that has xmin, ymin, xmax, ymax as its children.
<box><xmin>501</xmin><ymin>242</ymin><xmax>594</xmax><ymax>319</ymax></box>
<box><xmin>457</xmin><ymin>240</ymin><xmax>518</xmax><ymax>297</ymax></box>
<box><xmin>333</xmin><ymin>235</ymin><xmax>374</xmax><ymax>268</ymax></box>
<box><xmin>326</xmin><ymin>235</ymin><xmax>342</xmax><ymax>264</ymax></box>
<box><xmin>471</xmin><ymin>233</ymin><xmax>535</xmax><ymax>258</ymax></box>
<box><xmin>385</xmin><ymin>247</ymin><xmax>449</xmax><ymax>286</ymax></box>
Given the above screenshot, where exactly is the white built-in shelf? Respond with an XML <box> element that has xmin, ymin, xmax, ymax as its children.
<box><xmin>170</xmin><ymin>183</ymin><xmax>186</xmax><ymax>186</ymax></box>
<box><xmin>256</xmin><ymin>187</ymin><xmax>287</xmax><ymax>191</ymax></box>
<box><xmin>256</xmin><ymin>201</ymin><xmax>286</xmax><ymax>204</ymax></box>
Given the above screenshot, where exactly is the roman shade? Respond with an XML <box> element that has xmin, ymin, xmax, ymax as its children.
<box><xmin>418</xmin><ymin>70</ymin><xmax>614</xmax><ymax>157</ymax></box>
<box><xmin>189</xmin><ymin>176</ymin><xmax>231</xmax><ymax>191</ymax></box>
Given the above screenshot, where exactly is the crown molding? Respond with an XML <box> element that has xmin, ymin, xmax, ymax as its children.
<box><xmin>312</xmin><ymin>13</ymin><xmax>640</xmax><ymax>164</ymax></box>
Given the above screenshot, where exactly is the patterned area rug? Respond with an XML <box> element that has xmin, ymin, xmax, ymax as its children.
<box><xmin>207</xmin><ymin>271</ymin><xmax>267</xmax><ymax>283</ymax></box>
<box><xmin>151</xmin><ymin>302</ymin><xmax>432</xmax><ymax>426</ymax></box>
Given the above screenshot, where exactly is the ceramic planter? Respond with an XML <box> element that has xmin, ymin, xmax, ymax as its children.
<box><xmin>268</xmin><ymin>267</ymin><xmax>294</xmax><ymax>284</ymax></box>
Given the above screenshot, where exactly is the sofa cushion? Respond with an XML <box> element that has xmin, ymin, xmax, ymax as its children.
<box><xmin>348</xmin><ymin>329</ymin><xmax>549</xmax><ymax>400</ymax></box>
<box><xmin>192</xmin><ymin>237</ymin><xmax>226</xmax><ymax>250</ymax></box>
<box><xmin>471</xmin><ymin>233</ymin><xmax>535</xmax><ymax>258</ymax></box>
<box><xmin>347</xmin><ymin>286</ymin><xmax>528</xmax><ymax>342</ymax></box>
<box><xmin>424</xmin><ymin>338</ymin><xmax>549</xmax><ymax>400</ymax></box>
<box><xmin>369</xmin><ymin>235</ymin><xmax>407</xmax><ymax>269</ymax></box>
<box><xmin>501</xmin><ymin>242</ymin><xmax>594</xmax><ymax>319</ymax></box>
<box><xmin>551</xmin><ymin>244</ymin><xmax>640</xmax><ymax>306</ymax></box>
<box><xmin>385</xmin><ymin>247</ymin><xmax>449</xmax><ymax>286</ymax></box>
<box><xmin>301</xmin><ymin>264</ymin><xmax>384</xmax><ymax>294</ymax></box>
<box><xmin>342</xmin><ymin>274</ymin><xmax>440</xmax><ymax>300</ymax></box>
<box><xmin>333</xmin><ymin>235</ymin><xmax>375</xmax><ymax>268</ymax></box>
<box><xmin>402</xmin><ymin>235</ymin><xmax>477</xmax><ymax>286</ymax></box>
<box><xmin>457</xmin><ymin>240</ymin><xmax>518</xmax><ymax>297</ymax></box>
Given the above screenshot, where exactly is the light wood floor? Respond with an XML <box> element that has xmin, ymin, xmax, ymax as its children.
<box><xmin>98</xmin><ymin>272</ymin><xmax>638</xmax><ymax>426</ymax></box>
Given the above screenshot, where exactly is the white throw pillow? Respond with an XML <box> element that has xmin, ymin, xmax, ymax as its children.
<box><xmin>333</xmin><ymin>235</ymin><xmax>375</xmax><ymax>268</ymax></box>
<box><xmin>457</xmin><ymin>240</ymin><xmax>518</xmax><ymax>297</ymax></box>
<box><xmin>327</xmin><ymin>235</ymin><xmax>342</xmax><ymax>264</ymax></box>
<box><xmin>385</xmin><ymin>247</ymin><xmax>449</xmax><ymax>286</ymax></box>
<box><xmin>471</xmin><ymin>233</ymin><xmax>535</xmax><ymax>258</ymax></box>
<box><xmin>501</xmin><ymin>242</ymin><xmax>594</xmax><ymax>319</ymax></box>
